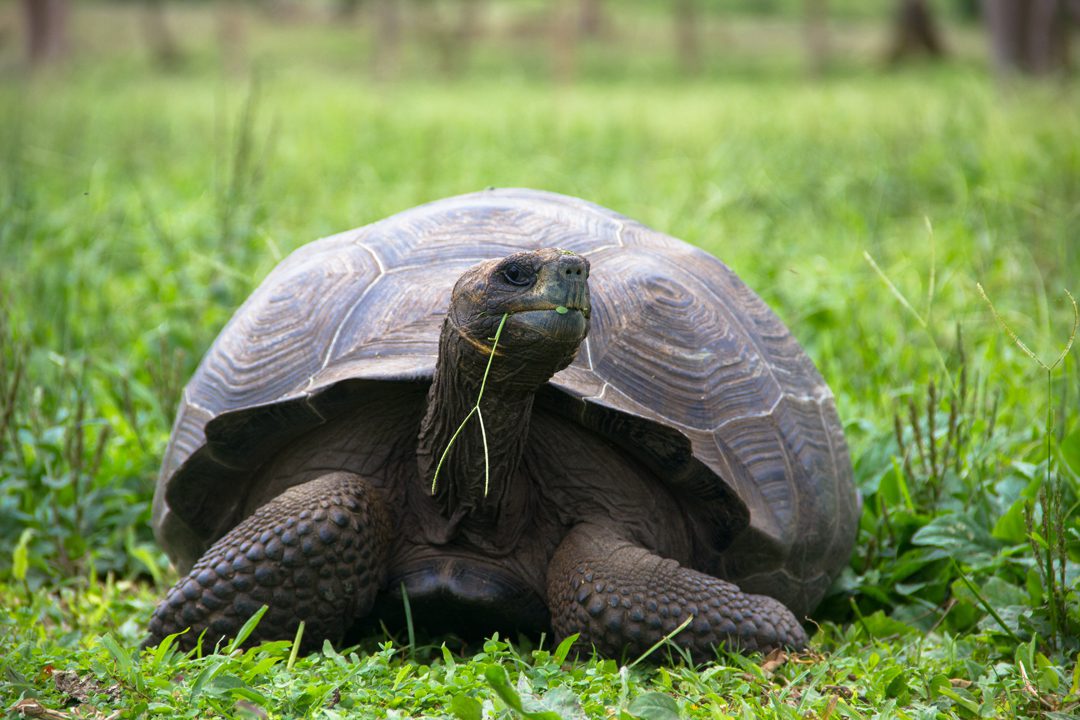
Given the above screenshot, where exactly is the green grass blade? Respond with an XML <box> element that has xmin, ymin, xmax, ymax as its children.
<box><xmin>402</xmin><ymin>582</ymin><xmax>416</xmax><ymax>661</ymax></box>
<box><xmin>226</xmin><ymin>605</ymin><xmax>268</xmax><ymax>654</ymax></box>
<box><xmin>476</xmin><ymin>405</ymin><xmax>489</xmax><ymax>497</ymax></box>
<box><xmin>12</xmin><ymin>528</ymin><xmax>33</xmax><ymax>583</ymax></box>
<box><xmin>430</xmin><ymin>312</ymin><xmax>509</xmax><ymax>496</ymax></box>
<box><xmin>100</xmin><ymin>633</ymin><xmax>133</xmax><ymax>677</ymax></box>
<box><xmin>627</xmin><ymin>615</ymin><xmax>694</xmax><ymax>669</ymax></box>
<box><xmin>287</xmin><ymin>621</ymin><xmax>305</xmax><ymax>671</ymax></box>
<box><xmin>864</xmin><ymin>251</ymin><xmax>926</xmax><ymax>329</ymax></box>
<box><xmin>477</xmin><ymin>312</ymin><xmax>509</xmax><ymax>399</ymax></box>
<box><xmin>951</xmin><ymin>560</ymin><xmax>1021</xmax><ymax>645</ymax></box>
<box><xmin>431</xmin><ymin>406</ymin><xmax>478</xmax><ymax>494</ymax></box>
<box><xmin>553</xmin><ymin>633</ymin><xmax>580</xmax><ymax>664</ymax></box>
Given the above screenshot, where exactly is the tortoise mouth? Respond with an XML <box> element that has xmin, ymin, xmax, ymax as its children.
<box><xmin>516</xmin><ymin>301</ymin><xmax>589</xmax><ymax>318</ymax></box>
<box><xmin>509</xmin><ymin>306</ymin><xmax>589</xmax><ymax>343</ymax></box>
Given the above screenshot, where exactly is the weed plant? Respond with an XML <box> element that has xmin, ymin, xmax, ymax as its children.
<box><xmin>1</xmin><ymin>4</ymin><xmax>1079</xmax><ymax>718</ymax></box>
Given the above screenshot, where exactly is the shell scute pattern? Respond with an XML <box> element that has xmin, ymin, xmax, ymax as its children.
<box><xmin>190</xmin><ymin>238</ymin><xmax>384</xmax><ymax>418</ymax></box>
<box><xmin>721</xmin><ymin>277</ymin><xmax>827</xmax><ymax>391</ymax></box>
<box><xmin>589</xmin><ymin>284</ymin><xmax>753</xmax><ymax>430</ymax></box>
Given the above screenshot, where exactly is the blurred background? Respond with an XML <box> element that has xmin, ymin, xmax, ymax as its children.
<box><xmin>5</xmin><ymin>1</ymin><xmax>1079</xmax><ymax>81</ymax></box>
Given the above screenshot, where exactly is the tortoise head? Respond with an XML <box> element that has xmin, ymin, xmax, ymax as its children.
<box><xmin>447</xmin><ymin>248</ymin><xmax>591</xmax><ymax>387</ymax></box>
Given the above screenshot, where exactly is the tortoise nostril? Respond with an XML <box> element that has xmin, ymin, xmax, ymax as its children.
<box><xmin>557</xmin><ymin>254</ymin><xmax>589</xmax><ymax>279</ymax></box>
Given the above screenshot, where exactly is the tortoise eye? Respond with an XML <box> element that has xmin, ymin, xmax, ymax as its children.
<box><xmin>502</xmin><ymin>263</ymin><xmax>533</xmax><ymax>287</ymax></box>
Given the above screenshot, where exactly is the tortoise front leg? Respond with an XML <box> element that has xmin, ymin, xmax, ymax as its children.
<box><xmin>146</xmin><ymin>472</ymin><xmax>391</xmax><ymax>652</ymax></box>
<box><xmin>546</xmin><ymin>524</ymin><xmax>807</xmax><ymax>663</ymax></box>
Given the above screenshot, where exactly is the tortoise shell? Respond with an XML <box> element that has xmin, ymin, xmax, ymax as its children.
<box><xmin>151</xmin><ymin>188</ymin><xmax>857</xmax><ymax>617</ymax></box>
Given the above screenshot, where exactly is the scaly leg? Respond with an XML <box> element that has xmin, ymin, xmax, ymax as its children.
<box><xmin>547</xmin><ymin>523</ymin><xmax>807</xmax><ymax>662</ymax></box>
<box><xmin>146</xmin><ymin>472</ymin><xmax>391</xmax><ymax>652</ymax></box>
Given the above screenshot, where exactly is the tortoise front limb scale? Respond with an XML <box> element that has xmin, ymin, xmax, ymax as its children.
<box><xmin>546</xmin><ymin>523</ymin><xmax>808</xmax><ymax>663</ymax></box>
<box><xmin>146</xmin><ymin>472</ymin><xmax>391</xmax><ymax>652</ymax></box>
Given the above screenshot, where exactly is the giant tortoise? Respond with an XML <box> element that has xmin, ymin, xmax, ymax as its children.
<box><xmin>147</xmin><ymin>188</ymin><xmax>858</xmax><ymax>661</ymax></box>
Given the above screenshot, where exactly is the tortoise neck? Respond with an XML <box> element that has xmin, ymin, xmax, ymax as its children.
<box><xmin>416</xmin><ymin>318</ymin><xmax>540</xmax><ymax>520</ymax></box>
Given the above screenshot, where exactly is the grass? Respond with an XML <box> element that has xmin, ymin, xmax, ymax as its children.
<box><xmin>1</xmin><ymin>2</ymin><xmax>1079</xmax><ymax>718</ymax></box>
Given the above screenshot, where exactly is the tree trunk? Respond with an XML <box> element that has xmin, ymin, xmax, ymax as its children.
<box><xmin>336</xmin><ymin>0</ymin><xmax>364</xmax><ymax>21</ymax></box>
<box><xmin>552</xmin><ymin>0</ymin><xmax>578</xmax><ymax>83</ymax></box>
<box><xmin>22</xmin><ymin>0</ymin><xmax>69</xmax><ymax>67</ymax></box>
<box><xmin>425</xmin><ymin>0</ymin><xmax>483</xmax><ymax>77</ymax></box>
<box><xmin>217</xmin><ymin>0</ymin><xmax>247</xmax><ymax>74</ymax></box>
<box><xmin>888</xmin><ymin>0</ymin><xmax>946</xmax><ymax>63</ymax></box>
<box><xmin>984</xmin><ymin>0</ymin><xmax>1069</xmax><ymax>75</ymax></box>
<box><xmin>579</xmin><ymin>0</ymin><xmax>604</xmax><ymax>37</ymax></box>
<box><xmin>142</xmin><ymin>0</ymin><xmax>182</xmax><ymax>70</ymax></box>
<box><xmin>804</xmin><ymin>0</ymin><xmax>829</xmax><ymax>76</ymax></box>
<box><xmin>371</xmin><ymin>0</ymin><xmax>402</xmax><ymax>80</ymax></box>
<box><xmin>674</xmin><ymin>0</ymin><xmax>701</xmax><ymax>75</ymax></box>
<box><xmin>452</xmin><ymin>0</ymin><xmax>483</xmax><ymax>75</ymax></box>
<box><xmin>1027</xmin><ymin>0</ymin><xmax>1069</xmax><ymax>73</ymax></box>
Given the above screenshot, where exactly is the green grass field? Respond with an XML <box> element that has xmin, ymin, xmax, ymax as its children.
<box><xmin>1</xmin><ymin>3</ymin><xmax>1078</xmax><ymax>718</ymax></box>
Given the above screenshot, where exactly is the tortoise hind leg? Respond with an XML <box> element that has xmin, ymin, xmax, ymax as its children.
<box><xmin>546</xmin><ymin>523</ymin><xmax>807</xmax><ymax>663</ymax></box>
<box><xmin>146</xmin><ymin>472</ymin><xmax>391</xmax><ymax>652</ymax></box>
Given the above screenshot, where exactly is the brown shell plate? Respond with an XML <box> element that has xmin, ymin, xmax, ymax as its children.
<box><xmin>152</xmin><ymin>188</ymin><xmax>857</xmax><ymax>616</ymax></box>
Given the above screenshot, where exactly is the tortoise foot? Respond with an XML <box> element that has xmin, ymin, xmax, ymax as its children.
<box><xmin>146</xmin><ymin>472</ymin><xmax>390</xmax><ymax>653</ymax></box>
<box><xmin>547</xmin><ymin>524</ymin><xmax>807</xmax><ymax>663</ymax></box>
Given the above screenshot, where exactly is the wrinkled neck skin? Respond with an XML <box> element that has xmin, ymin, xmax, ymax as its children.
<box><xmin>417</xmin><ymin>316</ymin><xmax>555</xmax><ymax>526</ymax></box>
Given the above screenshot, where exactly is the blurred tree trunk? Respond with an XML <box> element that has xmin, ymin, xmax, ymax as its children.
<box><xmin>217</xmin><ymin>0</ymin><xmax>247</xmax><ymax>74</ymax></box>
<box><xmin>552</xmin><ymin>0</ymin><xmax>578</xmax><ymax>82</ymax></box>
<box><xmin>263</xmin><ymin>0</ymin><xmax>306</xmax><ymax>20</ymax></box>
<box><xmin>453</xmin><ymin>0</ymin><xmax>483</xmax><ymax>75</ymax></box>
<box><xmin>984</xmin><ymin>0</ymin><xmax>1070</xmax><ymax>75</ymax></box>
<box><xmin>580</xmin><ymin>0</ymin><xmax>604</xmax><ymax>37</ymax></box>
<box><xmin>22</xmin><ymin>0</ymin><xmax>69</xmax><ymax>67</ymax></box>
<box><xmin>142</xmin><ymin>0</ymin><xmax>181</xmax><ymax>70</ymax></box>
<box><xmin>426</xmin><ymin>0</ymin><xmax>483</xmax><ymax>76</ymax></box>
<box><xmin>336</xmin><ymin>0</ymin><xmax>364</xmax><ymax>21</ymax></box>
<box><xmin>372</xmin><ymin>0</ymin><xmax>402</xmax><ymax>80</ymax></box>
<box><xmin>888</xmin><ymin>0</ymin><xmax>946</xmax><ymax>63</ymax></box>
<box><xmin>674</xmin><ymin>0</ymin><xmax>701</xmax><ymax>75</ymax></box>
<box><xmin>804</xmin><ymin>0</ymin><xmax>828</xmax><ymax>76</ymax></box>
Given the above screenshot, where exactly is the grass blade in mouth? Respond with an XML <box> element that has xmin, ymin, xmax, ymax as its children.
<box><xmin>430</xmin><ymin>312</ymin><xmax>509</xmax><ymax>497</ymax></box>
